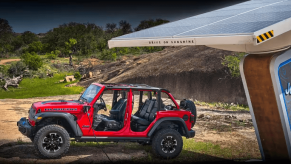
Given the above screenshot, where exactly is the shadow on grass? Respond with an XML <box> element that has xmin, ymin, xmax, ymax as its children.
<box><xmin>0</xmin><ymin>141</ymin><xmax>246</xmax><ymax>164</ymax></box>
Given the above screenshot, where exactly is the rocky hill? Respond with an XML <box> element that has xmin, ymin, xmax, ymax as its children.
<box><xmin>78</xmin><ymin>46</ymin><xmax>247</xmax><ymax>105</ymax></box>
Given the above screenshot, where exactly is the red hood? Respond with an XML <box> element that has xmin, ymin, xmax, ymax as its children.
<box><xmin>33</xmin><ymin>100</ymin><xmax>87</xmax><ymax>113</ymax></box>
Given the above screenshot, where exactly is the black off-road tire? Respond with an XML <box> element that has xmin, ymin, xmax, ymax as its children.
<box><xmin>152</xmin><ymin>128</ymin><xmax>183</xmax><ymax>159</ymax></box>
<box><xmin>33</xmin><ymin>124</ymin><xmax>70</xmax><ymax>159</ymax></box>
<box><xmin>180</xmin><ymin>99</ymin><xmax>197</xmax><ymax>127</ymax></box>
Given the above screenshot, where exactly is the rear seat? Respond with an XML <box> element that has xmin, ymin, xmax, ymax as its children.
<box><xmin>131</xmin><ymin>99</ymin><xmax>158</xmax><ymax>131</ymax></box>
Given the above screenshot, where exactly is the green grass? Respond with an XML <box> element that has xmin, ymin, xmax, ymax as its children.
<box><xmin>0</xmin><ymin>73</ymin><xmax>84</xmax><ymax>99</ymax></box>
<box><xmin>70</xmin><ymin>141</ymin><xmax>113</xmax><ymax>147</ymax></box>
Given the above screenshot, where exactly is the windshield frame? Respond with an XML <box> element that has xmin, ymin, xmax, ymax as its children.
<box><xmin>79</xmin><ymin>83</ymin><xmax>105</xmax><ymax>104</ymax></box>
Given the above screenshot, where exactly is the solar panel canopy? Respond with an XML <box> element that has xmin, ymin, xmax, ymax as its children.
<box><xmin>108</xmin><ymin>0</ymin><xmax>291</xmax><ymax>53</ymax></box>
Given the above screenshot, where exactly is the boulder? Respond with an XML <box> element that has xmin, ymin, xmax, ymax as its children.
<box><xmin>198</xmin><ymin>114</ymin><xmax>204</xmax><ymax>118</ymax></box>
<box><xmin>65</xmin><ymin>75</ymin><xmax>76</xmax><ymax>82</ymax></box>
<box><xmin>86</xmin><ymin>72</ymin><xmax>93</xmax><ymax>78</ymax></box>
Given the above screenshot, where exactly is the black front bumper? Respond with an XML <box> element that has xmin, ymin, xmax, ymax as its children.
<box><xmin>17</xmin><ymin>117</ymin><xmax>33</xmax><ymax>137</ymax></box>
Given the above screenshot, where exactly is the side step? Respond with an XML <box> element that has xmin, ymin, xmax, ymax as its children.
<box><xmin>76</xmin><ymin>137</ymin><xmax>150</xmax><ymax>142</ymax></box>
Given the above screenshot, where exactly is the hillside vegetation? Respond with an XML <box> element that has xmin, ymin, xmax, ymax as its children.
<box><xmin>0</xmin><ymin>18</ymin><xmax>169</xmax><ymax>97</ymax></box>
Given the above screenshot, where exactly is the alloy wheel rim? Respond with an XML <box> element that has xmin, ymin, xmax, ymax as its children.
<box><xmin>160</xmin><ymin>136</ymin><xmax>177</xmax><ymax>153</ymax></box>
<box><xmin>42</xmin><ymin>133</ymin><xmax>63</xmax><ymax>153</ymax></box>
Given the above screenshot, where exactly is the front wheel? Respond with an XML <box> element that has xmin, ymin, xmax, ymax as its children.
<box><xmin>152</xmin><ymin>128</ymin><xmax>183</xmax><ymax>159</ymax></box>
<box><xmin>33</xmin><ymin>124</ymin><xmax>70</xmax><ymax>159</ymax></box>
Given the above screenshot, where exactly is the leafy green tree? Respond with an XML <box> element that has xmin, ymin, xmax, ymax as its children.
<box><xmin>64</xmin><ymin>38</ymin><xmax>77</xmax><ymax>66</ymax></box>
<box><xmin>21</xmin><ymin>52</ymin><xmax>43</xmax><ymax>70</ymax></box>
<box><xmin>26</xmin><ymin>41</ymin><xmax>43</xmax><ymax>53</ymax></box>
<box><xmin>119</xmin><ymin>20</ymin><xmax>132</xmax><ymax>34</ymax></box>
<box><xmin>11</xmin><ymin>35</ymin><xmax>24</xmax><ymax>51</ymax></box>
<box><xmin>42</xmin><ymin>22</ymin><xmax>103</xmax><ymax>55</ymax></box>
<box><xmin>21</xmin><ymin>31</ymin><xmax>39</xmax><ymax>45</ymax></box>
<box><xmin>106</xmin><ymin>23</ymin><xmax>117</xmax><ymax>33</ymax></box>
<box><xmin>0</xmin><ymin>18</ymin><xmax>14</xmax><ymax>55</ymax></box>
<box><xmin>134</xmin><ymin>19</ymin><xmax>169</xmax><ymax>31</ymax></box>
<box><xmin>221</xmin><ymin>52</ymin><xmax>245</xmax><ymax>78</ymax></box>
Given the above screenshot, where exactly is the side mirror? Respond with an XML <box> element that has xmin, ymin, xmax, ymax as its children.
<box><xmin>83</xmin><ymin>106</ymin><xmax>90</xmax><ymax>113</ymax></box>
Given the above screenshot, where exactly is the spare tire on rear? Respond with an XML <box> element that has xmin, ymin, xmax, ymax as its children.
<box><xmin>180</xmin><ymin>99</ymin><xmax>197</xmax><ymax>127</ymax></box>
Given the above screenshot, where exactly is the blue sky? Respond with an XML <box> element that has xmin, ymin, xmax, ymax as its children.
<box><xmin>0</xmin><ymin>0</ymin><xmax>248</xmax><ymax>33</ymax></box>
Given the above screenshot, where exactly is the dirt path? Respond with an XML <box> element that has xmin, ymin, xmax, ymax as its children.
<box><xmin>0</xmin><ymin>94</ymin><xmax>260</xmax><ymax>163</ymax></box>
<box><xmin>0</xmin><ymin>59</ymin><xmax>21</xmax><ymax>65</ymax></box>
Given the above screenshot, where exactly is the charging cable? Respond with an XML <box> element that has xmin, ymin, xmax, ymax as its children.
<box><xmin>86</xmin><ymin>111</ymin><xmax>112</xmax><ymax>162</ymax></box>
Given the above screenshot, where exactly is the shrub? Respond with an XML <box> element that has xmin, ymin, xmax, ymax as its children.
<box><xmin>74</xmin><ymin>72</ymin><xmax>82</xmax><ymax>80</ymax></box>
<box><xmin>99</xmin><ymin>49</ymin><xmax>117</xmax><ymax>61</ymax></box>
<box><xmin>8</xmin><ymin>61</ymin><xmax>27</xmax><ymax>77</ymax></box>
<box><xmin>21</xmin><ymin>52</ymin><xmax>43</xmax><ymax>70</ymax></box>
<box><xmin>221</xmin><ymin>52</ymin><xmax>245</xmax><ymax>78</ymax></box>
<box><xmin>46</xmin><ymin>51</ymin><xmax>57</xmax><ymax>59</ymax></box>
<box><xmin>26</xmin><ymin>41</ymin><xmax>43</xmax><ymax>53</ymax></box>
<box><xmin>0</xmin><ymin>79</ymin><xmax>5</xmax><ymax>86</ymax></box>
<box><xmin>0</xmin><ymin>65</ymin><xmax>9</xmax><ymax>76</ymax></box>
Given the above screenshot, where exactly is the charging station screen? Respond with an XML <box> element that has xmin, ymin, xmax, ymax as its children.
<box><xmin>279</xmin><ymin>59</ymin><xmax>291</xmax><ymax>130</ymax></box>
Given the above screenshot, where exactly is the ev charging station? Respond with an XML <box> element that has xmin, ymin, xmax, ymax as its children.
<box><xmin>108</xmin><ymin>0</ymin><xmax>291</xmax><ymax>161</ymax></box>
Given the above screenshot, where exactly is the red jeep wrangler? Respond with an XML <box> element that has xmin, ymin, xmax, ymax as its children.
<box><xmin>17</xmin><ymin>83</ymin><xmax>196</xmax><ymax>159</ymax></box>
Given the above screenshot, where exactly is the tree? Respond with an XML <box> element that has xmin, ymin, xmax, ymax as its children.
<box><xmin>64</xmin><ymin>38</ymin><xmax>77</xmax><ymax>66</ymax></box>
<box><xmin>119</xmin><ymin>20</ymin><xmax>132</xmax><ymax>34</ymax></box>
<box><xmin>42</xmin><ymin>22</ymin><xmax>103</xmax><ymax>55</ymax></box>
<box><xmin>134</xmin><ymin>18</ymin><xmax>169</xmax><ymax>31</ymax></box>
<box><xmin>21</xmin><ymin>31</ymin><xmax>38</xmax><ymax>45</ymax></box>
<box><xmin>11</xmin><ymin>35</ymin><xmax>24</xmax><ymax>51</ymax></box>
<box><xmin>106</xmin><ymin>23</ymin><xmax>117</xmax><ymax>33</ymax></box>
<box><xmin>25</xmin><ymin>41</ymin><xmax>43</xmax><ymax>54</ymax></box>
<box><xmin>0</xmin><ymin>18</ymin><xmax>14</xmax><ymax>55</ymax></box>
<box><xmin>0</xmin><ymin>18</ymin><xmax>13</xmax><ymax>38</ymax></box>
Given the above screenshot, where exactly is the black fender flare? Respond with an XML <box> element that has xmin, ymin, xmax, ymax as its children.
<box><xmin>34</xmin><ymin>112</ymin><xmax>83</xmax><ymax>137</ymax></box>
<box><xmin>148</xmin><ymin>117</ymin><xmax>192</xmax><ymax>138</ymax></box>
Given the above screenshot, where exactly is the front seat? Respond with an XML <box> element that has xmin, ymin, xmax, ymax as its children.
<box><xmin>100</xmin><ymin>99</ymin><xmax>127</xmax><ymax>131</ymax></box>
<box><xmin>100</xmin><ymin>98</ymin><xmax>127</xmax><ymax>119</ymax></box>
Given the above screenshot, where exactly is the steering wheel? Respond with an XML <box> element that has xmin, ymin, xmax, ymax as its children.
<box><xmin>165</xmin><ymin>105</ymin><xmax>173</xmax><ymax>110</ymax></box>
<box><xmin>99</xmin><ymin>97</ymin><xmax>107</xmax><ymax>111</ymax></box>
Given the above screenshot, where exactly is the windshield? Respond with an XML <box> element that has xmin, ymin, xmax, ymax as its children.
<box><xmin>80</xmin><ymin>84</ymin><xmax>101</xmax><ymax>103</ymax></box>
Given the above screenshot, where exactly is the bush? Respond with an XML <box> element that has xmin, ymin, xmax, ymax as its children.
<box><xmin>8</xmin><ymin>61</ymin><xmax>27</xmax><ymax>77</ymax></box>
<box><xmin>221</xmin><ymin>52</ymin><xmax>245</xmax><ymax>78</ymax></box>
<box><xmin>46</xmin><ymin>51</ymin><xmax>57</xmax><ymax>59</ymax></box>
<box><xmin>25</xmin><ymin>41</ymin><xmax>44</xmax><ymax>54</ymax></box>
<box><xmin>21</xmin><ymin>52</ymin><xmax>43</xmax><ymax>70</ymax></box>
<box><xmin>74</xmin><ymin>72</ymin><xmax>82</xmax><ymax>80</ymax></box>
<box><xmin>99</xmin><ymin>49</ymin><xmax>117</xmax><ymax>61</ymax></box>
<box><xmin>0</xmin><ymin>65</ymin><xmax>9</xmax><ymax>77</ymax></box>
<box><xmin>0</xmin><ymin>79</ymin><xmax>5</xmax><ymax>86</ymax></box>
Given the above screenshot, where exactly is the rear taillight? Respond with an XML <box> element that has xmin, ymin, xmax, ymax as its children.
<box><xmin>190</xmin><ymin>114</ymin><xmax>194</xmax><ymax>122</ymax></box>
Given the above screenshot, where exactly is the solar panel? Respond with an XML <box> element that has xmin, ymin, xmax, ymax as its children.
<box><xmin>108</xmin><ymin>0</ymin><xmax>291</xmax><ymax>51</ymax></box>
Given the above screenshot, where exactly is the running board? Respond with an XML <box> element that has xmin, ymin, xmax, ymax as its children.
<box><xmin>76</xmin><ymin>137</ymin><xmax>150</xmax><ymax>142</ymax></box>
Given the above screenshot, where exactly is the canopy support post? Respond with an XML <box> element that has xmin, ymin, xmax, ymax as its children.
<box><xmin>240</xmin><ymin>50</ymin><xmax>291</xmax><ymax>161</ymax></box>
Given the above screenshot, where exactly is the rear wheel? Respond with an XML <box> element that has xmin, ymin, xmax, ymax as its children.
<box><xmin>33</xmin><ymin>124</ymin><xmax>70</xmax><ymax>159</ymax></box>
<box><xmin>152</xmin><ymin>128</ymin><xmax>183</xmax><ymax>159</ymax></box>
